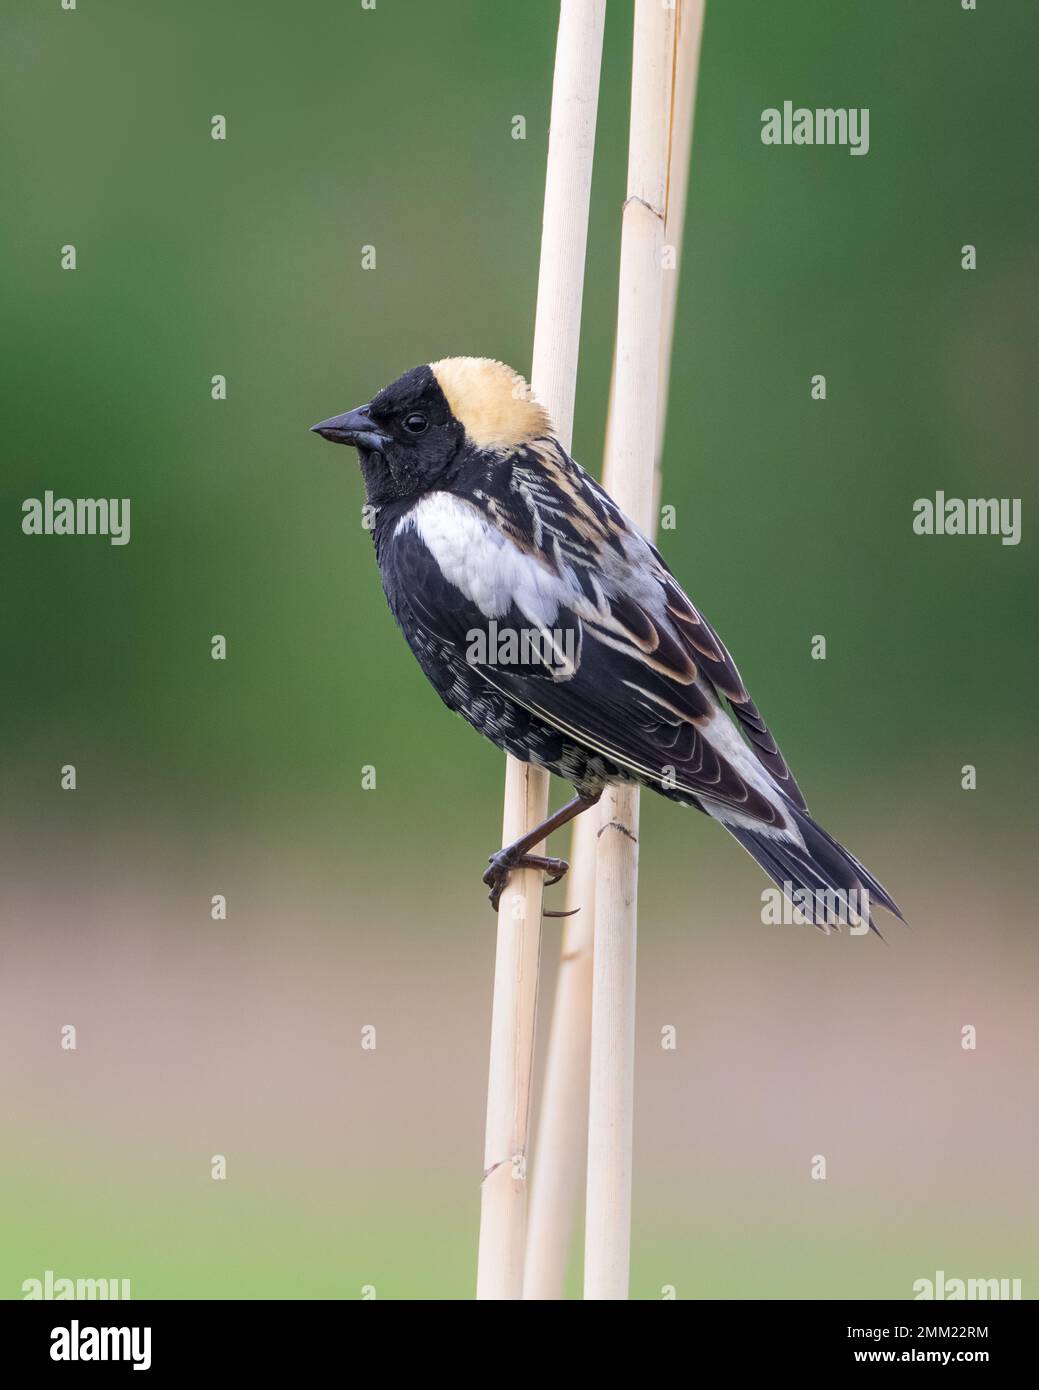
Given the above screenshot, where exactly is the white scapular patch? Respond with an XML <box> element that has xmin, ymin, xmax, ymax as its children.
<box><xmin>430</xmin><ymin>357</ymin><xmax>552</xmax><ymax>451</ymax></box>
<box><xmin>397</xmin><ymin>491</ymin><xmax>579</xmax><ymax>630</ymax></box>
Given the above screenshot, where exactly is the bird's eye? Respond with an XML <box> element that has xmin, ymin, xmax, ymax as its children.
<box><xmin>402</xmin><ymin>413</ymin><xmax>428</xmax><ymax>434</ymax></box>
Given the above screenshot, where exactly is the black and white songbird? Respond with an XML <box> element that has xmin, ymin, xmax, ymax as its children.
<box><xmin>312</xmin><ymin>357</ymin><xmax>901</xmax><ymax>932</ymax></box>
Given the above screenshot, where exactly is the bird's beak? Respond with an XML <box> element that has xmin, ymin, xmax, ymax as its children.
<box><xmin>310</xmin><ymin>405</ymin><xmax>390</xmax><ymax>450</ymax></box>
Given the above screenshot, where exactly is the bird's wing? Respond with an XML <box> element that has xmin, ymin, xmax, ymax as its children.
<box><xmin>386</xmin><ymin>469</ymin><xmax>806</xmax><ymax>828</ymax></box>
<box><xmin>628</xmin><ymin>556</ymin><xmax>809</xmax><ymax>813</ymax></box>
<box><xmin>497</xmin><ymin>441</ymin><xmax>808</xmax><ymax>811</ymax></box>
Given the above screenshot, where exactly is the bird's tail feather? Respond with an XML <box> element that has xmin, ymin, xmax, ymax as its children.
<box><xmin>721</xmin><ymin>805</ymin><xmax>904</xmax><ymax>936</ymax></box>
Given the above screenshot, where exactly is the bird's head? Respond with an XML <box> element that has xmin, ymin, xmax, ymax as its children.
<box><xmin>310</xmin><ymin>357</ymin><xmax>553</xmax><ymax>505</ymax></box>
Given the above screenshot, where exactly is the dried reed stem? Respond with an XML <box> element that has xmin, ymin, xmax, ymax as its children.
<box><xmin>476</xmin><ymin>0</ymin><xmax>606</xmax><ymax>1301</ymax></box>
<box><xmin>526</xmin><ymin>0</ymin><xmax>706</xmax><ymax>1302</ymax></box>
<box><xmin>582</xmin><ymin>0</ymin><xmax>695</xmax><ymax>1302</ymax></box>
<box><xmin>522</xmin><ymin>808</ymin><xmax>599</xmax><ymax>1297</ymax></box>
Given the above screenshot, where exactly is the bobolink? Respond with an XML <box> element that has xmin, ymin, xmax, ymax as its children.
<box><xmin>312</xmin><ymin>358</ymin><xmax>901</xmax><ymax>932</ymax></box>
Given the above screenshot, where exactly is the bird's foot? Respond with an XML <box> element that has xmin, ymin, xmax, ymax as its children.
<box><xmin>483</xmin><ymin>850</ymin><xmax>572</xmax><ymax>915</ymax></box>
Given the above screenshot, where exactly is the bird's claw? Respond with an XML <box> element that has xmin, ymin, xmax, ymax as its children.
<box><xmin>483</xmin><ymin>851</ymin><xmax>571</xmax><ymax>913</ymax></box>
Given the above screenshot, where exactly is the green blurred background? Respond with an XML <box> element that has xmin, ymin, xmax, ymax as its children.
<box><xmin>2</xmin><ymin>0</ymin><xmax>1036</xmax><ymax>1299</ymax></box>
